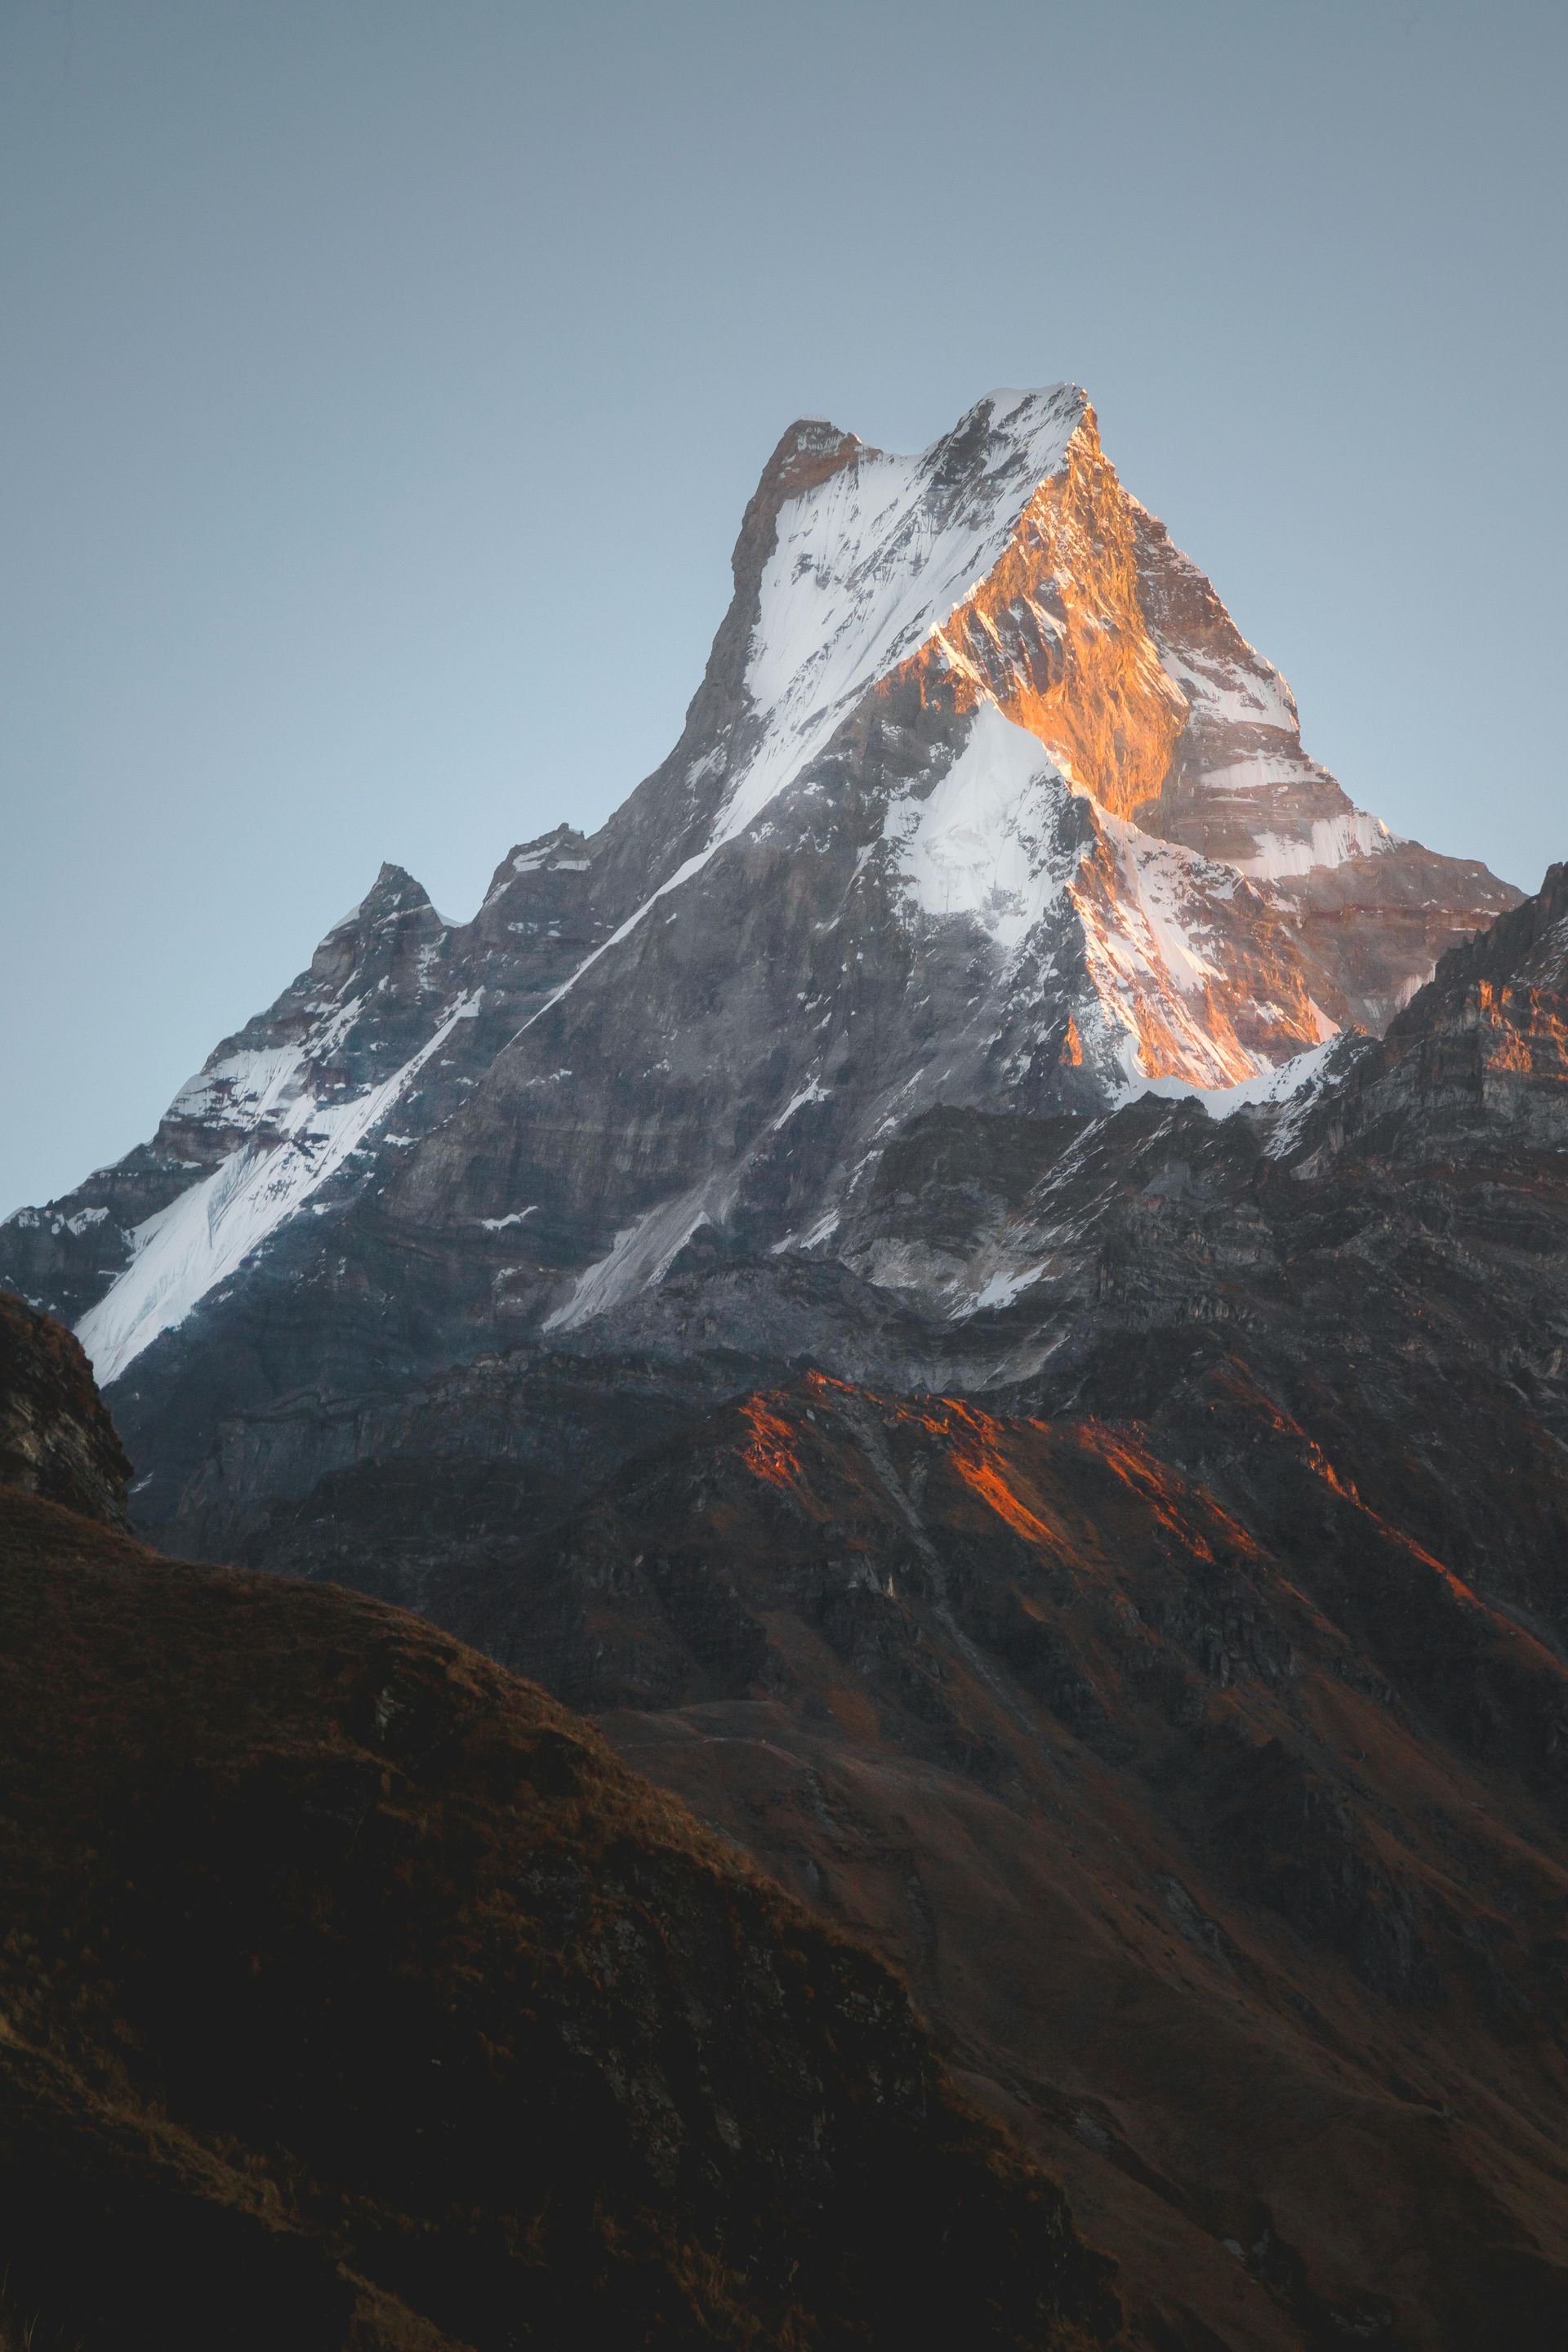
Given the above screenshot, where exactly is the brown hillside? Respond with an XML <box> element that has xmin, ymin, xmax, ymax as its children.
<box><xmin>0</xmin><ymin>1464</ymin><xmax>1116</xmax><ymax>2351</ymax></box>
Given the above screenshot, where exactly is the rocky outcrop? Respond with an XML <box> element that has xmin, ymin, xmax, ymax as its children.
<box><xmin>0</xmin><ymin>1290</ymin><xmax>129</xmax><ymax>1526</ymax></box>
<box><xmin>1352</xmin><ymin>857</ymin><xmax>1568</xmax><ymax>1144</ymax></box>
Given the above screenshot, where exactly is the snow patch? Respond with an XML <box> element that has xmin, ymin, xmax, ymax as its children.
<box><xmin>770</xmin><ymin>1078</ymin><xmax>831</xmax><ymax>1131</ymax></box>
<box><xmin>1230</xmin><ymin>810</ymin><xmax>1396</xmax><ymax>882</ymax></box>
<box><xmin>884</xmin><ymin>705</ymin><xmax>1074</xmax><ymax>949</ymax></box>
<box><xmin>1130</xmin><ymin>1036</ymin><xmax>1341</xmax><ymax>1122</ymax></box>
<box><xmin>769</xmin><ymin>1205</ymin><xmax>842</xmax><ymax>1257</ymax></box>
<box><xmin>963</xmin><ymin>1263</ymin><xmax>1047</xmax><ymax>1315</ymax></box>
<box><xmin>1158</xmin><ymin>644</ymin><xmax>1296</xmax><ymax>733</ymax></box>
<box><xmin>542</xmin><ymin>1181</ymin><xmax>722</xmax><ymax>1333</ymax></box>
<box><xmin>169</xmin><ymin>995</ymin><xmax>366</xmax><ymax>1131</ymax></box>
<box><xmin>78</xmin><ymin>994</ymin><xmax>482</xmax><ymax>1386</ymax></box>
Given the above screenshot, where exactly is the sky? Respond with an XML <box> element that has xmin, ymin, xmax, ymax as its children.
<box><xmin>2</xmin><ymin>0</ymin><xmax>1564</xmax><ymax>1214</ymax></box>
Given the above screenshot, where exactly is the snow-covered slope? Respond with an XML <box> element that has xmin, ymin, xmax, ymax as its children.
<box><xmin>728</xmin><ymin>386</ymin><xmax>1084</xmax><ymax>844</ymax></box>
<box><xmin>77</xmin><ymin>991</ymin><xmax>480</xmax><ymax>1386</ymax></box>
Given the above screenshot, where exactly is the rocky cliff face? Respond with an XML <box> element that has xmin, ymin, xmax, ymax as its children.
<box><xmin>1352</xmin><ymin>854</ymin><xmax>1568</xmax><ymax>1144</ymax></box>
<box><xmin>0</xmin><ymin>387</ymin><xmax>1517</xmax><ymax>1547</ymax></box>
<box><xmin>1125</xmin><ymin>500</ymin><xmax>1515</xmax><ymax>1032</ymax></box>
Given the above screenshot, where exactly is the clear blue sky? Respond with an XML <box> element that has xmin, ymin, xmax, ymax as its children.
<box><xmin>3</xmin><ymin>0</ymin><xmax>1564</xmax><ymax>1213</ymax></box>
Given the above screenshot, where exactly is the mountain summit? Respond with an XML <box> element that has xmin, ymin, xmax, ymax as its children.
<box><xmin>2</xmin><ymin>385</ymin><xmax>1517</xmax><ymax>1534</ymax></box>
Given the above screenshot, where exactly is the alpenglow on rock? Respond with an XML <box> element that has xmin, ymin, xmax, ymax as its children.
<box><xmin>2</xmin><ymin>385</ymin><xmax>1518</xmax><ymax>1538</ymax></box>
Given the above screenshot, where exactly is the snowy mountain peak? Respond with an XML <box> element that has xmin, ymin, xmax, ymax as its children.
<box><xmin>708</xmin><ymin>385</ymin><xmax>1090</xmax><ymax>855</ymax></box>
<box><xmin>759</xmin><ymin>416</ymin><xmax>865</xmax><ymax>499</ymax></box>
<box><xmin>3</xmin><ymin>383</ymin><xmax>1521</xmax><ymax>1405</ymax></box>
<box><xmin>935</xmin><ymin>381</ymin><xmax>1090</xmax><ymax>473</ymax></box>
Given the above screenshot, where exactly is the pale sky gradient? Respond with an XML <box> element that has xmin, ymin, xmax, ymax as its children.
<box><xmin>3</xmin><ymin>0</ymin><xmax>1564</xmax><ymax>1213</ymax></box>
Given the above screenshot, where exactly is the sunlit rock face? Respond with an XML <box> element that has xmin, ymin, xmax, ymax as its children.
<box><xmin>904</xmin><ymin>404</ymin><xmax>1190</xmax><ymax>822</ymax></box>
<box><xmin>1126</xmin><ymin>499</ymin><xmax>1521</xmax><ymax>1030</ymax></box>
<box><xmin>0</xmin><ymin>385</ymin><xmax>1520</xmax><ymax>1539</ymax></box>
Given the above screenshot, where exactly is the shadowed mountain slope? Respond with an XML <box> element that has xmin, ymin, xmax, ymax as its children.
<box><xmin>0</xmin><ymin>1307</ymin><xmax>1116</xmax><ymax>2352</ymax></box>
<box><xmin>420</xmin><ymin>1365</ymin><xmax>1568</xmax><ymax>2352</ymax></box>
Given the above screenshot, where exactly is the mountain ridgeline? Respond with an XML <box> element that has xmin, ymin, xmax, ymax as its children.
<box><xmin>2</xmin><ymin>385</ymin><xmax>1516</xmax><ymax>1544</ymax></box>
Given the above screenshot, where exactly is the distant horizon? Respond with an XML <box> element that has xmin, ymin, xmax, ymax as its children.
<box><xmin>4</xmin><ymin>0</ymin><xmax>1564</xmax><ymax>1214</ymax></box>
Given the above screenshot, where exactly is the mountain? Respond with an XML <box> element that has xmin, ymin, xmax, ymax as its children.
<box><xmin>2</xmin><ymin>385</ymin><xmax>1563</xmax><ymax>2349</ymax></box>
<box><xmin>225</xmin><ymin>860</ymin><xmax>1568</xmax><ymax>2350</ymax></box>
<box><xmin>0</xmin><ymin>1295</ymin><xmax>1117</xmax><ymax>2351</ymax></box>
<box><xmin>1</xmin><ymin>386</ymin><xmax>1517</xmax><ymax>1551</ymax></box>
